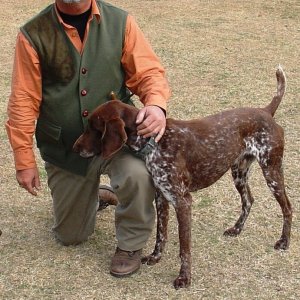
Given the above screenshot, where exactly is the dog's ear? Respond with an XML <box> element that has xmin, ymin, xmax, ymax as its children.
<box><xmin>101</xmin><ymin>118</ymin><xmax>127</xmax><ymax>159</ymax></box>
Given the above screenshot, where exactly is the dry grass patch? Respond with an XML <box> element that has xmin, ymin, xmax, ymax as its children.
<box><xmin>1</xmin><ymin>1</ymin><xmax>300</xmax><ymax>299</ymax></box>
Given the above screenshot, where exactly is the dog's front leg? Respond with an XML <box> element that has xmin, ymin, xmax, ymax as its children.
<box><xmin>142</xmin><ymin>191</ymin><xmax>169</xmax><ymax>265</ymax></box>
<box><xmin>173</xmin><ymin>192</ymin><xmax>192</xmax><ymax>289</ymax></box>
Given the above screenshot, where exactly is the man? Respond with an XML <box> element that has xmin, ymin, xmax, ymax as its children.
<box><xmin>6</xmin><ymin>0</ymin><xmax>170</xmax><ymax>278</ymax></box>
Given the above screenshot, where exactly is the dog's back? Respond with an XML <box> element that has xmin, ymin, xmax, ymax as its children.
<box><xmin>157</xmin><ymin>67</ymin><xmax>286</xmax><ymax>190</ymax></box>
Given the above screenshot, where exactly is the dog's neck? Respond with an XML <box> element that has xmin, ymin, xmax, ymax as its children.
<box><xmin>126</xmin><ymin>134</ymin><xmax>157</xmax><ymax>160</ymax></box>
<box><xmin>119</xmin><ymin>103</ymin><xmax>158</xmax><ymax>159</ymax></box>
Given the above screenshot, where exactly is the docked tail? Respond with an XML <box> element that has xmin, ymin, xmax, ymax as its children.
<box><xmin>264</xmin><ymin>66</ymin><xmax>286</xmax><ymax>116</ymax></box>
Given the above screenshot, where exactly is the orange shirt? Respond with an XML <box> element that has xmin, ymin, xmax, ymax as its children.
<box><xmin>6</xmin><ymin>1</ymin><xmax>170</xmax><ymax>171</ymax></box>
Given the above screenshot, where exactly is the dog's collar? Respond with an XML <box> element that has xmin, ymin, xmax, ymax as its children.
<box><xmin>131</xmin><ymin>137</ymin><xmax>157</xmax><ymax>160</ymax></box>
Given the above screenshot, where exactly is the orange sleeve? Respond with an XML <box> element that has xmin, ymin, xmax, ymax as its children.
<box><xmin>5</xmin><ymin>32</ymin><xmax>42</xmax><ymax>170</ymax></box>
<box><xmin>121</xmin><ymin>15</ymin><xmax>171</xmax><ymax>110</ymax></box>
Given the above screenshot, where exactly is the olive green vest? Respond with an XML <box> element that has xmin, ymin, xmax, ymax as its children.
<box><xmin>21</xmin><ymin>1</ymin><xmax>130</xmax><ymax>176</ymax></box>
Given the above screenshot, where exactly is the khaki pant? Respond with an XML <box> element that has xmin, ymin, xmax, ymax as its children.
<box><xmin>45</xmin><ymin>147</ymin><xmax>155</xmax><ymax>251</ymax></box>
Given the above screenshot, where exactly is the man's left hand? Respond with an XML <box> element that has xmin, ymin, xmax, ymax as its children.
<box><xmin>136</xmin><ymin>105</ymin><xmax>166</xmax><ymax>142</ymax></box>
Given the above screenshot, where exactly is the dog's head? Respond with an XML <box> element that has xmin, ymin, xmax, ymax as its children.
<box><xmin>73</xmin><ymin>99</ymin><xmax>138</xmax><ymax>159</ymax></box>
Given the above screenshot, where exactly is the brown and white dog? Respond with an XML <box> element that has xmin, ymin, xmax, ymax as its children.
<box><xmin>73</xmin><ymin>67</ymin><xmax>292</xmax><ymax>289</ymax></box>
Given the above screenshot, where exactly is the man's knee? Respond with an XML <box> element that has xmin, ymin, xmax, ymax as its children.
<box><xmin>128</xmin><ymin>163</ymin><xmax>153</xmax><ymax>184</ymax></box>
<box><xmin>115</xmin><ymin>160</ymin><xmax>153</xmax><ymax>188</ymax></box>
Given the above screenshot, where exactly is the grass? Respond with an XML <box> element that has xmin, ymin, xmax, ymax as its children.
<box><xmin>1</xmin><ymin>0</ymin><xmax>300</xmax><ymax>299</ymax></box>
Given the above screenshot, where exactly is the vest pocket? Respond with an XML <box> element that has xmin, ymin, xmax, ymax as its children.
<box><xmin>36</xmin><ymin>119</ymin><xmax>62</xmax><ymax>145</ymax></box>
<box><xmin>35</xmin><ymin>119</ymin><xmax>67</xmax><ymax>163</ymax></box>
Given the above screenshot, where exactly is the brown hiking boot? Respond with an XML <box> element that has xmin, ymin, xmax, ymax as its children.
<box><xmin>110</xmin><ymin>248</ymin><xmax>142</xmax><ymax>277</ymax></box>
<box><xmin>98</xmin><ymin>185</ymin><xmax>118</xmax><ymax>210</ymax></box>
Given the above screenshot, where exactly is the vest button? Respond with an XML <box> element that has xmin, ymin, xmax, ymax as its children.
<box><xmin>82</xmin><ymin>110</ymin><xmax>89</xmax><ymax>117</ymax></box>
<box><xmin>81</xmin><ymin>68</ymin><xmax>87</xmax><ymax>74</ymax></box>
<box><xmin>81</xmin><ymin>89</ymin><xmax>87</xmax><ymax>96</ymax></box>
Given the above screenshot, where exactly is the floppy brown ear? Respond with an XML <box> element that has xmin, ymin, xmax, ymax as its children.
<box><xmin>101</xmin><ymin>118</ymin><xmax>127</xmax><ymax>159</ymax></box>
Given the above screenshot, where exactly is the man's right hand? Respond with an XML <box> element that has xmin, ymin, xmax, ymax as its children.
<box><xmin>16</xmin><ymin>168</ymin><xmax>41</xmax><ymax>196</ymax></box>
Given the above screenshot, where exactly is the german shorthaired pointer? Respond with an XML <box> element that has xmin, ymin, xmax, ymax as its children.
<box><xmin>73</xmin><ymin>67</ymin><xmax>292</xmax><ymax>289</ymax></box>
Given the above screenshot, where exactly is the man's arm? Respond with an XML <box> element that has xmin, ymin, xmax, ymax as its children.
<box><xmin>121</xmin><ymin>15</ymin><xmax>171</xmax><ymax>141</ymax></box>
<box><xmin>5</xmin><ymin>32</ymin><xmax>42</xmax><ymax>195</ymax></box>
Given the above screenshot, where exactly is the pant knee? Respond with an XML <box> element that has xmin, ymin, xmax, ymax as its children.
<box><xmin>112</xmin><ymin>164</ymin><xmax>153</xmax><ymax>193</ymax></box>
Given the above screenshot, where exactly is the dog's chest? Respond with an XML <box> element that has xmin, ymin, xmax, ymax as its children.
<box><xmin>145</xmin><ymin>148</ymin><xmax>177</xmax><ymax>205</ymax></box>
<box><xmin>144</xmin><ymin>127</ymin><xmax>182</xmax><ymax>174</ymax></box>
<box><xmin>145</xmin><ymin>146</ymin><xmax>171</xmax><ymax>181</ymax></box>
<box><xmin>143</xmin><ymin>129</ymin><xmax>190</xmax><ymax>205</ymax></box>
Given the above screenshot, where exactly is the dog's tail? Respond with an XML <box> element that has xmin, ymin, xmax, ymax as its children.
<box><xmin>264</xmin><ymin>65</ymin><xmax>286</xmax><ymax>117</ymax></box>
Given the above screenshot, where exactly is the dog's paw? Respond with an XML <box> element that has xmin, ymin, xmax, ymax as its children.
<box><xmin>274</xmin><ymin>238</ymin><xmax>289</xmax><ymax>250</ymax></box>
<box><xmin>141</xmin><ymin>254</ymin><xmax>161</xmax><ymax>265</ymax></box>
<box><xmin>173</xmin><ymin>275</ymin><xmax>191</xmax><ymax>289</ymax></box>
<box><xmin>223</xmin><ymin>226</ymin><xmax>241</xmax><ymax>236</ymax></box>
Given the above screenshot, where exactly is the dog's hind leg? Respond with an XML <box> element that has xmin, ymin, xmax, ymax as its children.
<box><xmin>260</xmin><ymin>155</ymin><xmax>292</xmax><ymax>250</ymax></box>
<box><xmin>224</xmin><ymin>154</ymin><xmax>255</xmax><ymax>236</ymax></box>
<box><xmin>142</xmin><ymin>191</ymin><xmax>170</xmax><ymax>265</ymax></box>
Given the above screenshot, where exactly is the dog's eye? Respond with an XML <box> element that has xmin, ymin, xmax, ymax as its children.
<box><xmin>88</xmin><ymin>121</ymin><xmax>95</xmax><ymax>130</ymax></box>
<box><xmin>91</xmin><ymin>118</ymin><xmax>105</xmax><ymax>132</ymax></box>
<box><xmin>88</xmin><ymin>120</ymin><xmax>104</xmax><ymax>139</ymax></box>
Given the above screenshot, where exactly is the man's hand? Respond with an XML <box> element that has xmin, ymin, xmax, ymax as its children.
<box><xmin>136</xmin><ymin>105</ymin><xmax>166</xmax><ymax>142</ymax></box>
<box><xmin>16</xmin><ymin>167</ymin><xmax>41</xmax><ymax>196</ymax></box>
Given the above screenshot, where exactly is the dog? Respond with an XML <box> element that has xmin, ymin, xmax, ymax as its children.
<box><xmin>73</xmin><ymin>67</ymin><xmax>292</xmax><ymax>289</ymax></box>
